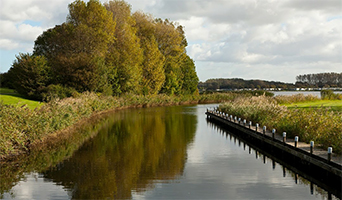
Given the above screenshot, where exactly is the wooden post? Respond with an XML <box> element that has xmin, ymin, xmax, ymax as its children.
<box><xmin>234</xmin><ymin>116</ymin><xmax>237</xmax><ymax>123</ymax></box>
<box><xmin>272</xmin><ymin>129</ymin><xmax>276</xmax><ymax>140</ymax></box>
<box><xmin>310</xmin><ymin>141</ymin><xmax>314</xmax><ymax>154</ymax></box>
<box><xmin>263</xmin><ymin>126</ymin><xmax>266</xmax><ymax>135</ymax></box>
<box><xmin>328</xmin><ymin>147</ymin><xmax>332</xmax><ymax>161</ymax></box>
<box><xmin>255</xmin><ymin>123</ymin><xmax>259</xmax><ymax>132</ymax></box>
<box><xmin>249</xmin><ymin>121</ymin><xmax>252</xmax><ymax>129</ymax></box>
<box><xmin>230</xmin><ymin>115</ymin><xmax>233</xmax><ymax>121</ymax></box>
<box><xmin>243</xmin><ymin>119</ymin><xmax>246</xmax><ymax>126</ymax></box>
<box><xmin>283</xmin><ymin>132</ymin><xmax>286</xmax><ymax>143</ymax></box>
<box><xmin>238</xmin><ymin>118</ymin><xmax>241</xmax><ymax>124</ymax></box>
<box><xmin>294</xmin><ymin>136</ymin><xmax>299</xmax><ymax>148</ymax></box>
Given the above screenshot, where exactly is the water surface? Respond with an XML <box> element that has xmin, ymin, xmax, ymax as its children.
<box><xmin>1</xmin><ymin>104</ymin><xmax>339</xmax><ymax>199</ymax></box>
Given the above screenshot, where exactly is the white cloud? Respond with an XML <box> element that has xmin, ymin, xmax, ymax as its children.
<box><xmin>0</xmin><ymin>0</ymin><xmax>341</xmax><ymax>82</ymax></box>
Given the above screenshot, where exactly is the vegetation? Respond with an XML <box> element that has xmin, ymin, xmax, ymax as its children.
<box><xmin>199</xmin><ymin>78</ymin><xmax>295</xmax><ymax>91</ymax></box>
<box><xmin>218</xmin><ymin>95</ymin><xmax>342</xmax><ymax>153</ymax></box>
<box><xmin>2</xmin><ymin>0</ymin><xmax>198</xmax><ymax>101</ymax></box>
<box><xmin>0</xmin><ymin>91</ymin><xmax>237</xmax><ymax>159</ymax></box>
<box><xmin>296</xmin><ymin>72</ymin><xmax>342</xmax><ymax>88</ymax></box>
<box><xmin>321</xmin><ymin>89</ymin><xmax>342</xmax><ymax>100</ymax></box>
<box><xmin>0</xmin><ymin>88</ymin><xmax>43</xmax><ymax>109</ymax></box>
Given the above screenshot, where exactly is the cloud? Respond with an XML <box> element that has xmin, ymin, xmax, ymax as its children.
<box><xmin>0</xmin><ymin>0</ymin><xmax>341</xmax><ymax>83</ymax></box>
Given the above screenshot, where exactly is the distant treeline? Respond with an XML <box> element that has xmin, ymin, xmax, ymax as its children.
<box><xmin>296</xmin><ymin>72</ymin><xmax>342</xmax><ymax>87</ymax></box>
<box><xmin>198</xmin><ymin>78</ymin><xmax>295</xmax><ymax>90</ymax></box>
<box><xmin>199</xmin><ymin>72</ymin><xmax>342</xmax><ymax>91</ymax></box>
<box><xmin>0</xmin><ymin>0</ymin><xmax>198</xmax><ymax>101</ymax></box>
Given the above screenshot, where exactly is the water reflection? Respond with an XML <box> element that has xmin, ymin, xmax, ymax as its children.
<box><xmin>206</xmin><ymin>119</ymin><xmax>341</xmax><ymax>200</ymax></box>
<box><xmin>2</xmin><ymin>106</ymin><xmax>196</xmax><ymax>199</ymax></box>
<box><xmin>1</xmin><ymin>105</ymin><xmax>341</xmax><ymax>199</ymax></box>
<box><xmin>49</xmin><ymin>107</ymin><xmax>195</xmax><ymax>199</ymax></box>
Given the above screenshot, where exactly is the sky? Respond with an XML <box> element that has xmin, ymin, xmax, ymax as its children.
<box><xmin>0</xmin><ymin>0</ymin><xmax>341</xmax><ymax>83</ymax></box>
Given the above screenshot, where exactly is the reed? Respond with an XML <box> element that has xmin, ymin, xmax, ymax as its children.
<box><xmin>0</xmin><ymin>90</ymin><xmax>276</xmax><ymax>159</ymax></box>
<box><xmin>219</xmin><ymin>95</ymin><xmax>342</xmax><ymax>153</ymax></box>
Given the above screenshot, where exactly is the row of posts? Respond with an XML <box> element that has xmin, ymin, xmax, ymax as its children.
<box><xmin>208</xmin><ymin>108</ymin><xmax>334</xmax><ymax>162</ymax></box>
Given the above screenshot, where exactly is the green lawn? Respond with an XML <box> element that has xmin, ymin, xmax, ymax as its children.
<box><xmin>0</xmin><ymin>88</ymin><xmax>43</xmax><ymax>109</ymax></box>
<box><xmin>283</xmin><ymin>100</ymin><xmax>342</xmax><ymax>111</ymax></box>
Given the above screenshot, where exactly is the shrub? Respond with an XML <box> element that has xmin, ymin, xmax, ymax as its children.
<box><xmin>42</xmin><ymin>84</ymin><xmax>79</xmax><ymax>101</ymax></box>
<box><xmin>7</xmin><ymin>53</ymin><xmax>51</xmax><ymax>100</ymax></box>
<box><xmin>321</xmin><ymin>90</ymin><xmax>342</xmax><ymax>100</ymax></box>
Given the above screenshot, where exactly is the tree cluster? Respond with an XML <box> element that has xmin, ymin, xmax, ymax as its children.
<box><xmin>296</xmin><ymin>73</ymin><xmax>342</xmax><ymax>88</ymax></box>
<box><xmin>4</xmin><ymin>0</ymin><xmax>198</xmax><ymax>100</ymax></box>
<box><xmin>199</xmin><ymin>78</ymin><xmax>295</xmax><ymax>91</ymax></box>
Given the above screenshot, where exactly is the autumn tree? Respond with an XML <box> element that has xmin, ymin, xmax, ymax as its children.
<box><xmin>154</xmin><ymin>19</ymin><xmax>188</xmax><ymax>95</ymax></box>
<box><xmin>133</xmin><ymin>12</ymin><xmax>165</xmax><ymax>95</ymax></box>
<box><xmin>104</xmin><ymin>0</ymin><xmax>143</xmax><ymax>95</ymax></box>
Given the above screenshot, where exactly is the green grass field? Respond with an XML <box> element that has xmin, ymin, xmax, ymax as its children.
<box><xmin>283</xmin><ymin>100</ymin><xmax>342</xmax><ymax>111</ymax></box>
<box><xmin>0</xmin><ymin>88</ymin><xmax>42</xmax><ymax>109</ymax></box>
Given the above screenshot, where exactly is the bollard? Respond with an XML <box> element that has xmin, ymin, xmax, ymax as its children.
<box><xmin>263</xmin><ymin>126</ymin><xmax>266</xmax><ymax>135</ymax></box>
<box><xmin>328</xmin><ymin>147</ymin><xmax>332</xmax><ymax>161</ymax></box>
<box><xmin>272</xmin><ymin>129</ymin><xmax>276</xmax><ymax>140</ymax></box>
<box><xmin>230</xmin><ymin>115</ymin><xmax>233</xmax><ymax>121</ymax></box>
<box><xmin>243</xmin><ymin>119</ymin><xmax>246</xmax><ymax>126</ymax></box>
<box><xmin>249</xmin><ymin>121</ymin><xmax>252</xmax><ymax>129</ymax></box>
<box><xmin>283</xmin><ymin>132</ymin><xmax>286</xmax><ymax>143</ymax></box>
<box><xmin>255</xmin><ymin>123</ymin><xmax>259</xmax><ymax>132</ymax></box>
<box><xmin>238</xmin><ymin>118</ymin><xmax>241</xmax><ymax>124</ymax></box>
<box><xmin>234</xmin><ymin>116</ymin><xmax>237</xmax><ymax>122</ymax></box>
<box><xmin>310</xmin><ymin>141</ymin><xmax>314</xmax><ymax>154</ymax></box>
<box><xmin>294</xmin><ymin>136</ymin><xmax>299</xmax><ymax>148</ymax></box>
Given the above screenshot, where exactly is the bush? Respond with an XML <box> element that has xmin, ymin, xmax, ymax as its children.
<box><xmin>321</xmin><ymin>90</ymin><xmax>342</xmax><ymax>100</ymax></box>
<box><xmin>42</xmin><ymin>84</ymin><xmax>79</xmax><ymax>101</ymax></box>
<box><xmin>7</xmin><ymin>53</ymin><xmax>51</xmax><ymax>100</ymax></box>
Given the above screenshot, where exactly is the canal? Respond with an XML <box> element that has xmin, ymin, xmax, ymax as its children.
<box><xmin>1</xmin><ymin>104</ymin><xmax>340</xmax><ymax>199</ymax></box>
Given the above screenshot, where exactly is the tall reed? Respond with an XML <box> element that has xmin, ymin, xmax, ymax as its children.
<box><xmin>219</xmin><ymin>95</ymin><xmax>342</xmax><ymax>153</ymax></box>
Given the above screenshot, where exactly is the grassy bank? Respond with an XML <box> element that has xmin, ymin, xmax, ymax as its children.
<box><xmin>218</xmin><ymin>95</ymin><xmax>342</xmax><ymax>153</ymax></box>
<box><xmin>2</xmin><ymin>91</ymin><xmax>256</xmax><ymax>160</ymax></box>
<box><xmin>0</xmin><ymin>88</ymin><xmax>43</xmax><ymax>109</ymax></box>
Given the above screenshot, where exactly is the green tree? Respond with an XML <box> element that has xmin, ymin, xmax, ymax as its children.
<box><xmin>154</xmin><ymin>19</ymin><xmax>188</xmax><ymax>95</ymax></box>
<box><xmin>34</xmin><ymin>0</ymin><xmax>115</xmax><ymax>93</ymax></box>
<box><xmin>133</xmin><ymin>12</ymin><xmax>165</xmax><ymax>95</ymax></box>
<box><xmin>8</xmin><ymin>53</ymin><xmax>51</xmax><ymax>100</ymax></box>
<box><xmin>180</xmin><ymin>56</ymin><xmax>199</xmax><ymax>95</ymax></box>
<box><xmin>105</xmin><ymin>0</ymin><xmax>143</xmax><ymax>95</ymax></box>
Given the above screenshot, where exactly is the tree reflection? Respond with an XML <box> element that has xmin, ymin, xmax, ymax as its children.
<box><xmin>42</xmin><ymin>106</ymin><xmax>197</xmax><ymax>199</ymax></box>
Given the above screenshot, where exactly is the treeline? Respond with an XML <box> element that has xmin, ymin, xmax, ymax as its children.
<box><xmin>296</xmin><ymin>72</ymin><xmax>342</xmax><ymax>87</ymax></box>
<box><xmin>198</xmin><ymin>78</ymin><xmax>295</xmax><ymax>90</ymax></box>
<box><xmin>0</xmin><ymin>0</ymin><xmax>198</xmax><ymax>100</ymax></box>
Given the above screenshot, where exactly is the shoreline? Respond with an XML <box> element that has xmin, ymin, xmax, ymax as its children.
<box><xmin>0</xmin><ymin>99</ymin><xmax>218</xmax><ymax>163</ymax></box>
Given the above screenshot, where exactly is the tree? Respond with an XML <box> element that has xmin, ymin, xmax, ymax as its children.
<box><xmin>34</xmin><ymin>0</ymin><xmax>116</xmax><ymax>93</ymax></box>
<box><xmin>133</xmin><ymin>11</ymin><xmax>165</xmax><ymax>95</ymax></box>
<box><xmin>105</xmin><ymin>0</ymin><xmax>143</xmax><ymax>95</ymax></box>
<box><xmin>154</xmin><ymin>19</ymin><xmax>188</xmax><ymax>95</ymax></box>
<box><xmin>180</xmin><ymin>56</ymin><xmax>199</xmax><ymax>95</ymax></box>
<box><xmin>8</xmin><ymin>53</ymin><xmax>51</xmax><ymax>100</ymax></box>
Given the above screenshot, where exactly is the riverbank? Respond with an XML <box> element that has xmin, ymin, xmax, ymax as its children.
<box><xmin>218</xmin><ymin>95</ymin><xmax>342</xmax><ymax>153</ymax></box>
<box><xmin>1</xmin><ymin>92</ymin><xmax>247</xmax><ymax>161</ymax></box>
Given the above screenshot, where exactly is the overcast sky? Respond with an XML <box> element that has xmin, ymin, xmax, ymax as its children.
<box><xmin>0</xmin><ymin>0</ymin><xmax>341</xmax><ymax>83</ymax></box>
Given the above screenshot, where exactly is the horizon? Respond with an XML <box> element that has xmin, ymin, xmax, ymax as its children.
<box><xmin>1</xmin><ymin>0</ymin><xmax>341</xmax><ymax>83</ymax></box>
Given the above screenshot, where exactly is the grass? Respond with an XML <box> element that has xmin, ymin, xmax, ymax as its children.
<box><xmin>283</xmin><ymin>100</ymin><xmax>342</xmax><ymax>111</ymax></box>
<box><xmin>0</xmin><ymin>94</ymin><xmax>43</xmax><ymax>110</ymax></box>
<box><xmin>0</xmin><ymin>88</ymin><xmax>17</xmax><ymax>94</ymax></box>
<box><xmin>218</xmin><ymin>95</ymin><xmax>342</xmax><ymax>154</ymax></box>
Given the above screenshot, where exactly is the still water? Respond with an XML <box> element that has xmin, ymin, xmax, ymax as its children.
<box><xmin>1</xmin><ymin>104</ymin><xmax>339</xmax><ymax>199</ymax></box>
